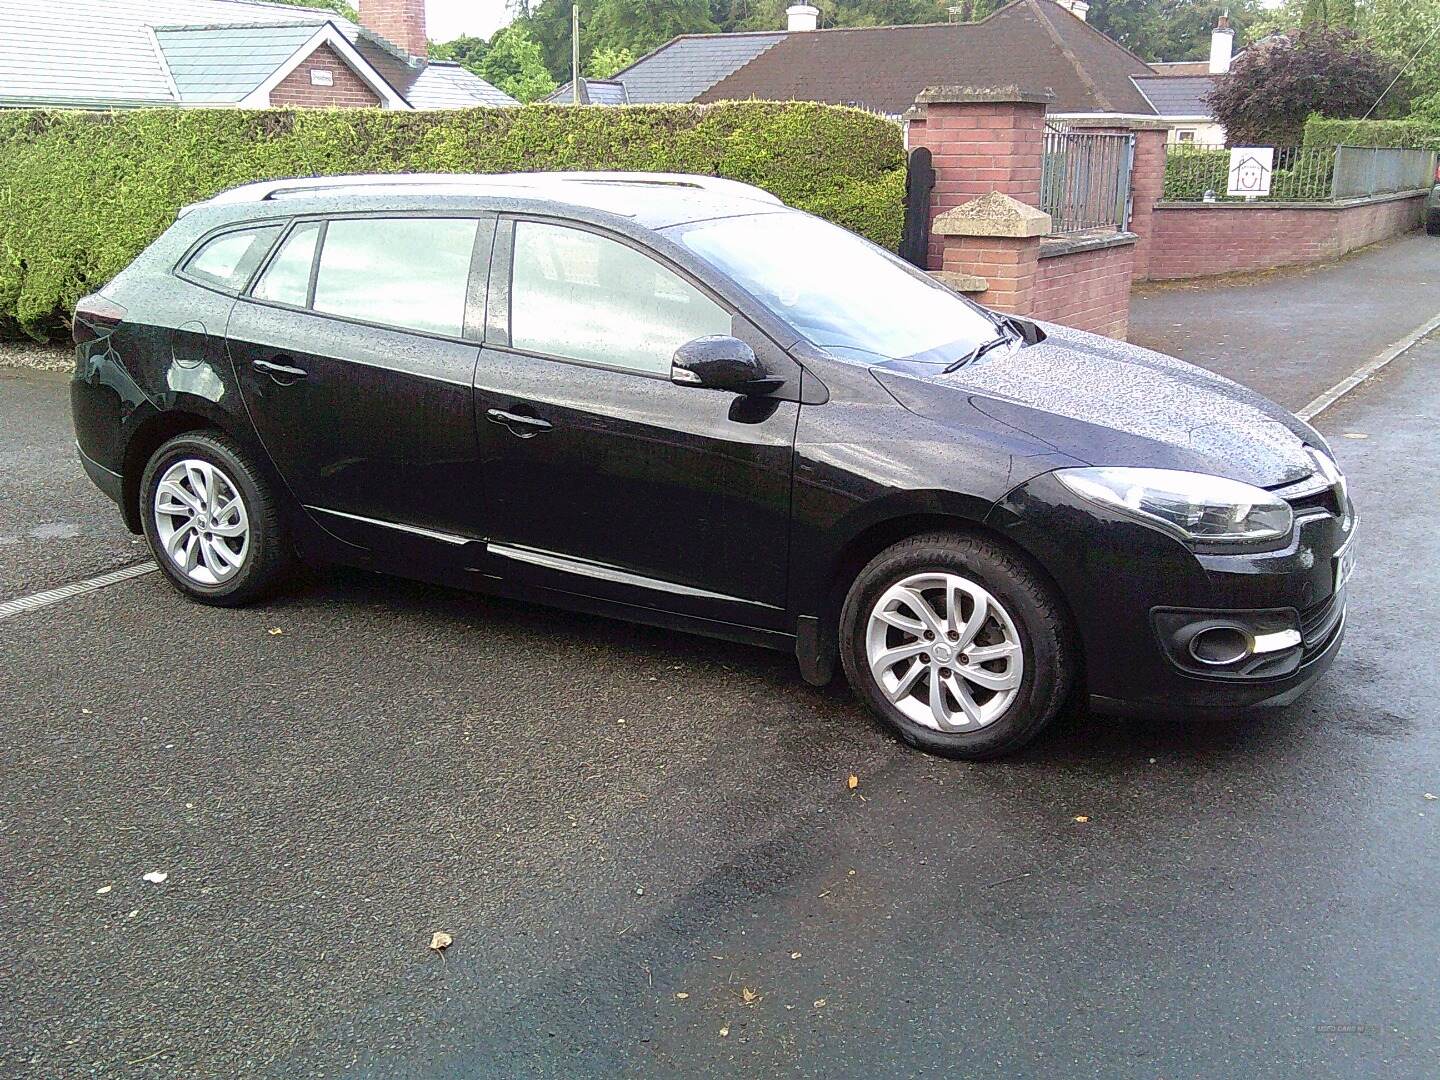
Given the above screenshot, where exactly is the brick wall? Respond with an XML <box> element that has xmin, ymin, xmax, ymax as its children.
<box><xmin>943</xmin><ymin>236</ymin><xmax>1040</xmax><ymax>314</ymax></box>
<box><xmin>1145</xmin><ymin>192</ymin><xmax>1427</xmax><ymax>280</ymax></box>
<box><xmin>1033</xmin><ymin>236</ymin><xmax>1136</xmax><ymax>339</ymax></box>
<box><xmin>268</xmin><ymin>44</ymin><xmax>382</xmax><ymax>109</ymax></box>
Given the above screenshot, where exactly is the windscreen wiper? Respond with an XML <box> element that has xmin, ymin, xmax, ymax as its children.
<box><xmin>943</xmin><ymin>328</ymin><xmax>1016</xmax><ymax>373</ymax></box>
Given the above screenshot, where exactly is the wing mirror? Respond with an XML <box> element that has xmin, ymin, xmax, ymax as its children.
<box><xmin>671</xmin><ymin>336</ymin><xmax>781</xmax><ymax>395</ymax></box>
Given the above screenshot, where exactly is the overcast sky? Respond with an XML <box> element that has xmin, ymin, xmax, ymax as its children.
<box><xmin>425</xmin><ymin>0</ymin><xmax>515</xmax><ymax>43</ymax></box>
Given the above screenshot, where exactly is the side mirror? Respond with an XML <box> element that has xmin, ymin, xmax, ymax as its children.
<box><xmin>671</xmin><ymin>336</ymin><xmax>779</xmax><ymax>395</ymax></box>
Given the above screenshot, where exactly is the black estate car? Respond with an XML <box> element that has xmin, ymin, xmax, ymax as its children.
<box><xmin>71</xmin><ymin>172</ymin><xmax>1354</xmax><ymax>758</ymax></box>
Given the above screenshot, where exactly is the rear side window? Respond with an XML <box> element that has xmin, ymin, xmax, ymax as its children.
<box><xmin>312</xmin><ymin>218</ymin><xmax>479</xmax><ymax>337</ymax></box>
<box><xmin>253</xmin><ymin>222</ymin><xmax>321</xmax><ymax>307</ymax></box>
<box><xmin>509</xmin><ymin>221</ymin><xmax>731</xmax><ymax>375</ymax></box>
<box><xmin>183</xmin><ymin>226</ymin><xmax>282</xmax><ymax>291</ymax></box>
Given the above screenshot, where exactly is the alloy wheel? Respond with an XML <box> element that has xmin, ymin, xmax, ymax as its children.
<box><xmin>152</xmin><ymin>458</ymin><xmax>250</xmax><ymax>586</ymax></box>
<box><xmin>864</xmin><ymin>571</ymin><xmax>1024</xmax><ymax>732</ymax></box>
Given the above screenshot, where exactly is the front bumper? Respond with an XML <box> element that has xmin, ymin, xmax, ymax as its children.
<box><xmin>989</xmin><ymin>472</ymin><xmax>1353</xmax><ymax>717</ymax></box>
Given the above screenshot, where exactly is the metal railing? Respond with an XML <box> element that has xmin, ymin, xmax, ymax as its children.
<box><xmin>1163</xmin><ymin>143</ymin><xmax>1437</xmax><ymax>202</ymax></box>
<box><xmin>1041</xmin><ymin>126</ymin><xmax>1135</xmax><ymax>235</ymax></box>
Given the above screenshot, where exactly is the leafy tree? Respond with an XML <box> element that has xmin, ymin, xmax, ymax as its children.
<box><xmin>1088</xmin><ymin>0</ymin><xmax>1265</xmax><ymax>62</ymax></box>
<box><xmin>480</xmin><ymin>25</ymin><xmax>559</xmax><ymax>102</ymax></box>
<box><xmin>269</xmin><ymin>0</ymin><xmax>359</xmax><ymax>20</ymax></box>
<box><xmin>589</xmin><ymin>0</ymin><xmax>718</xmax><ymax>57</ymax></box>
<box><xmin>1301</xmin><ymin>0</ymin><xmax>1357</xmax><ymax>28</ymax></box>
<box><xmin>429</xmin><ymin>35</ymin><xmax>491</xmax><ymax>75</ymax></box>
<box><xmin>1206</xmin><ymin>28</ymin><xmax>1400</xmax><ymax>144</ymax></box>
<box><xmin>586</xmin><ymin>45</ymin><xmax>636</xmax><ymax>76</ymax></box>
<box><xmin>1361</xmin><ymin>0</ymin><xmax>1440</xmax><ymax>117</ymax></box>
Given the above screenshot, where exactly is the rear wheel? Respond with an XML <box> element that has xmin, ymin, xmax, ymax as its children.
<box><xmin>1427</xmin><ymin>216</ymin><xmax>1440</xmax><ymax>237</ymax></box>
<box><xmin>839</xmin><ymin>532</ymin><xmax>1074</xmax><ymax>759</ymax></box>
<box><xmin>140</xmin><ymin>431</ymin><xmax>290</xmax><ymax>606</ymax></box>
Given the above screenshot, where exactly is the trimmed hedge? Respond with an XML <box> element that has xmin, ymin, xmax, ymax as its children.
<box><xmin>1303</xmin><ymin>115</ymin><xmax>1440</xmax><ymax>149</ymax></box>
<box><xmin>0</xmin><ymin>103</ymin><xmax>906</xmax><ymax>339</ymax></box>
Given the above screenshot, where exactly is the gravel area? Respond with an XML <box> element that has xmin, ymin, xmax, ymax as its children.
<box><xmin>0</xmin><ymin>339</ymin><xmax>71</xmax><ymax>372</ymax></box>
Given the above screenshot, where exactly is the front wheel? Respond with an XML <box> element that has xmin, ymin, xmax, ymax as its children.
<box><xmin>139</xmin><ymin>430</ymin><xmax>291</xmax><ymax>606</ymax></box>
<box><xmin>839</xmin><ymin>532</ymin><xmax>1075</xmax><ymax>759</ymax></box>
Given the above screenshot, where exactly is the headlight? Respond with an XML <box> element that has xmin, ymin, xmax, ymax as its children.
<box><xmin>1054</xmin><ymin>467</ymin><xmax>1293</xmax><ymax>544</ymax></box>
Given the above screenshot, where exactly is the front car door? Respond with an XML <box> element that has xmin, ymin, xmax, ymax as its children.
<box><xmin>228</xmin><ymin>212</ymin><xmax>494</xmax><ymax>562</ymax></box>
<box><xmin>473</xmin><ymin>216</ymin><xmax>800</xmax><ymax>630</ymax></box>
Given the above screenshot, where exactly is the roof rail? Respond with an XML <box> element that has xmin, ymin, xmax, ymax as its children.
<box><xmin>187</xmin><ymin>172</ymin><xmax>782</xmax><ymax>213</ymax></box>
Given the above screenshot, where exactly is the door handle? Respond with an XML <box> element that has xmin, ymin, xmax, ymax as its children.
<box><xmin>487</xmin><ymin>408</ymin><xmax>552</xmax><ymax>438</ymax></box>
<box><xmin>253</xmin><ymin>357</ymin><xmax>308</xmax><ymax>384</ymax></box>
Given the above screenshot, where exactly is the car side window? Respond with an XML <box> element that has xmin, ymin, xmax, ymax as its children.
<box><xmin>183</xmin><ymin>226</ymin><xmax>282</xmax><ymax>291</ymax></box>
<box><xmin>312</xmin><ymin>218</ymin><xmax>480</xmax><ymax>338</ymax></box>
<box><xmin>509</xmin><ymin>220</ymin><xmax>732</xmax><ymax>376</ymax></box>
<box><xmin>253</xmin><ymin>222</ymin><xmax>321</xmax><ymax>307</ymax></box>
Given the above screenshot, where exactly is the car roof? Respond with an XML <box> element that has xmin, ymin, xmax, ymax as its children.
<box><xmin>184</xmin><ymin>172</ymin><xmax>791</xmax><ymax>231</ymax></box>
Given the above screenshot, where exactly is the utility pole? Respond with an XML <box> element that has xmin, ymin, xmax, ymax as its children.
<box><xmin>572</xmin><ymin>4</ymin><xmax>580</xmax><ymax>105</ymax></box>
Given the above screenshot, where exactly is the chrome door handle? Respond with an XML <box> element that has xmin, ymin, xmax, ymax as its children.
<box><xmin>252</xmin><ymin>358</ymin><xmax>308</xmax><ymax>383</ymax></box>
<box><xmin>487</xmin><ymin>408</ymin><xmax>552</xmax><ymax>437</ymax></box>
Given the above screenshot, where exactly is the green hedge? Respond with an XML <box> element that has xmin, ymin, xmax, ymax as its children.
<box><xmin>0</xmin><ymin>103</ymin><xmax>906</xmax><ymax>339</ymax></box>
<box><xmin>1303</xmin><ymin>115</ymin><xmax>1440</xmax><ymax>149</ymax></box>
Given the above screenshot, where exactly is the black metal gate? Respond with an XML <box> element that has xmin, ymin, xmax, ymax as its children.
<box><xmin>899</xmin><ymin>146</ymin><xmax>935</xmax><ymax>268</ymax></box>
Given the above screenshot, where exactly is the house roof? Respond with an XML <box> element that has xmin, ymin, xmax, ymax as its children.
<box><xmin>0</xmin><ymin>0</ymin><xmax>517</xmax><ymax>109</ymax></box>
<box><xmin>543</xmin><ymin>77</ymin><xmax>632</xmax><ymax>106</ymax></box>
<box><xmin>1148</xmin><ymin>61</ymin><xmax>1211</xmax><ymax>76</ymax></box>
<box><xmin>602</xmin><ymin>1</ymin><xmax>1155</xmax><ymax>116</ymax></box>
<box><xmin>1132</xmin><ymin>74</ymin><xmax>1218</xmax><ymax>118</ymax></box>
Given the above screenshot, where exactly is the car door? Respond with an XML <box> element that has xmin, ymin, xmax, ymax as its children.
<box><xmin>228</xmin><ymin>213</ymin><xmax>495</xmax><ymax>559</ymax></box>
<box><xmin>473</xmin><ymin>216</ymin><xmax>800</xmax><ymax>629</ymax></box>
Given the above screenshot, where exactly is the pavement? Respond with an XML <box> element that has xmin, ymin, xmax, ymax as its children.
<box><xmin>3</xmin><ymin>246</ymin><xmax>1440</xmax><ymax>1078</ymax></box>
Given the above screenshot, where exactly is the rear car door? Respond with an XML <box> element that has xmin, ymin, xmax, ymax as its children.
<box><xmin>472</xmin><ymin>216</ymin><xmax>800</xmax><ymax>629</ymax></box>
<box><xmin>228</xmin><ymin>213</ymin><xmax>494</xmax><ymax>559</ymax></box>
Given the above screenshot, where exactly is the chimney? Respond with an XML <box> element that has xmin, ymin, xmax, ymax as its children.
<box><xmin>786</xmin><ymin>3</ymin><xmax>819</xmax><ymax>31</ymax></box>
<box><xmin>359</xmin><ymin>0</ymin><xmax>428</xmax><ymax>60</ymax></box>
<box><xmin>1054</xmin><ymin>0</ymin><xmax>1089</xmax><ymax>20</ymax></box>
<box><xmin>1210</xmin><ymin>13</ymin><xmax>1234</xmax><ymax>74</ymax></box>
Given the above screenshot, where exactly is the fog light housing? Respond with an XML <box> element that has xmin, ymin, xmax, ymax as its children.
<box><xmin>1153</xmin><ymin>608</ymin><xmax>1304</xmax><ymax>679</ymax></box>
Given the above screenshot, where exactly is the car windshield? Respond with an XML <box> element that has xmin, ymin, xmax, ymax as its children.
<box><xmin>670</xmin><ymin>212</ymin><xmax>999</xmax><ymax>364</ymax></box>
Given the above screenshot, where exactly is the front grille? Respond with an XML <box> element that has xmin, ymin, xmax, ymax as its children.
<box><xmin>1301</xmin><ymin>588</ymin><xmax>1345</xmax><ymax>653</ymax></box>
<box><xmin>1273</xmin><ymin>473</ymin><xmax>1344</xmax><ymax>519</ymax></box>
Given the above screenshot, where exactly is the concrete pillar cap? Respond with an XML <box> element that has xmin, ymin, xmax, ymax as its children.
<box><xmin>915</xmin><ymin>85</ymin><xmax>1054</xmax><ymax>106</ymax></box>
<box><xmin>933</xmin><ymin>192</ymin><xmax>1052</xmax><ymax>238</ymax></box>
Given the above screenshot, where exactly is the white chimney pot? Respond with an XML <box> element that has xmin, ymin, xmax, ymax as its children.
<box><xmin>1056</xmin><ymin>0</ymin><xmax>1089</xmax><ymax>21</ymax></box>
<box><xmin>1210</xmin><ymin>19</ymin><xmax>1235</xmax><ymax>74</ymax></box>
<box><xmin>786</xmin><ymin>3</ymin><xmax>820</xmax><ymax>32</ymax></box>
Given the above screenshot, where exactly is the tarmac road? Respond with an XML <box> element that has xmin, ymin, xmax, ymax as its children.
<box><xmin>1</xmin><ymin>337</ymin><xmax>1438</xmax><ymax>1077</ymax></box>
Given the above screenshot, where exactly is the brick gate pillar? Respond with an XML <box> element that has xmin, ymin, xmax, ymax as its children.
<box><xmin>932</xmin><ymin>193</ymin><xmax>1051</xmax><ymax>316</ymax></box>
<box><xmin>905</xmin><ymin>86</ymin><xmax>1053</xmax><ymax>270</ymax></box>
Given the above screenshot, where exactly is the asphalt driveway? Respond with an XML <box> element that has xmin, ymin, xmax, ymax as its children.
<box><xmin>3</xmin><ymin>304</ymin><xmax>1440</xmax><ymax>1075</ymax></box>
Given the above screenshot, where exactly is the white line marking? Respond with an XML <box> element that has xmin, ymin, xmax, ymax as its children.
<box><xmin>0</xmin><ymin>562</ymin><xmax>158</xmax><ymax>621</ymax></box>
<box><xmin>1297</xmin><ymin>310</ymin><xmax>1440</xmax><ymax>422</ymax></box>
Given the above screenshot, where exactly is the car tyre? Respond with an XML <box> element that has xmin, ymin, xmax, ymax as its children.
<box><xmin>1427</xmin><ymin>217</ymin><xmax>1440</xmax><ymax>237</ymax></box>
<box><xmin>839</xmin><ymin>531</ymin><xmax>1075</xmax><ymax>760</ymax></box>
<box><xmin>140</xmin><ymin>430</ymin><xmax>290</xmax><ymax>606</ymax></box>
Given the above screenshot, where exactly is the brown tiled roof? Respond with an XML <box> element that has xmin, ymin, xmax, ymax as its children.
<box><xmin>693</xmin><ymin>0</ymin><xmax>1157</xmax><ymax>116</ymax></box>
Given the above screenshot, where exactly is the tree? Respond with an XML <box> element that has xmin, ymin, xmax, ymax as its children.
<box><xmin>480</xmin><ymin>25</ymin><xmax>559</xmax><ymax>102</ymax></box>
<box><xmin>268</xmin><ymin>0</ymin><xmax>359</xmax><ymax>20</ymax></box>
<box><xmin>1206</xmin><ymin>28</ymin><xmax>1400</xmax><ymax>144</ymax></box>
<box><xmin>1088</xmin><ymin>0</ymin><xmax>1266</xmax><ymax>63</ymax></box>
<box><xmin>586</xmin><ymin>45</ymin><xmax>636</xmax><ymax>76</ymax></box>
<box><xmin>429</xmin><ymin>35</ymin><xmax>491</xmax><ymax>76</ymax></box>
<box><xmin>589</xmin><ymin>0</ymin><xmax>718</xmax><ymax>57</ymax></box>
<box><xmin>1361</xmin><ymin>0</ymin><xmax>1440</xmax><ymax>117</ymax></box>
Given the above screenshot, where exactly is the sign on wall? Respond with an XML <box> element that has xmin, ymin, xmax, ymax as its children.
<box><xmin>1227</xmin><ymin>147</ymin><xmax>1274</xmax><ymax>198</ymax></box>
<box><xmin>310</xmin><ymin>69</ymin><xmax>335</xmax><ymax>87</ymax></box>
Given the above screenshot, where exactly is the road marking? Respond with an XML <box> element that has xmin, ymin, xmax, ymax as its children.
<box><xmin>1298</xmin><ymin>310</ymin><xmax>1440</xmax><ymax>422</ymax></box>
<box><xmin>0</xmin><ymin>561</ymin><xmax>158</xmax><ymax>621</ymax></box>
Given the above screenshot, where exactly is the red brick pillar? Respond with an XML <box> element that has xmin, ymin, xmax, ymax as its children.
<box><xmin>906</xmin><ymin>86</ymin><xmax>1053</xmax><ymax>270</ymax></box>
<box><xmin>933</xmin><ymin>193</ymin><xmax>1051</xmax><ymax>316</ymax></box>
<box><xmin>1126</xmin><ymin>127</ymin><xmax>1168</xmax><ymax>282</ymax></box>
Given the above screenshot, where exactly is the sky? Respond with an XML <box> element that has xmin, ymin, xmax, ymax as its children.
<box><xmin>425</xmin><ymin>0</ymin><xmax>515</xmax><ymax>43</ymax></box>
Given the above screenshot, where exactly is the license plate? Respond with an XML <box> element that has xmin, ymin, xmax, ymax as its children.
<box><xmin>1334</xmin><ymin>538</ymin><xmax>1356</xmax><ymax>592</ymax></box>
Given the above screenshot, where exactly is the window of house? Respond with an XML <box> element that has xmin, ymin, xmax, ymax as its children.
<box><xmin>1176</xmin><ymin>130</ymin><xmax>1197</xmax><ymax>143</ymax></box>
<box><xmin>311</xmin><ymin>217</ymin><xmax>479</xmax><ymax>337</ymax></box>
<box><xmin>509</xmin><ymin>220</ymin><xmax>732</xmax><ymax>376</ymax></box>
<box><xmin>252</xmin><ymin>222</ymin><xmax>321</xmax><ymax>307</ymax></box>
<box><xmin>183</xmin><ymin>226</ymin><xmax>282</xmax><ymax>291</ymax></box>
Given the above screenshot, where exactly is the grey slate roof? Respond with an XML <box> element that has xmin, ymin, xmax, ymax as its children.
<box><xmin>542</xmin><ymin>78</ymin><xmax>631</xmax><ymax>105</ymax></box>
<box><xmin>615</xmin><ymin>32</ymin><xmax>785</xmax><ymax>104</ymax></box>
<box><xmin>153</xmin><ymin>23</ymin><xmax>318</xmax><ymax>104</ymax></box>
<box><xmin>1132</xmin><ymin>74</ymin><xmax>1218</xmax><ymax>118</ymax></box>
<box><xmin>0</xmin><ymin>0</ymin><xmax>517</xmax><ymax>109</ymax></box>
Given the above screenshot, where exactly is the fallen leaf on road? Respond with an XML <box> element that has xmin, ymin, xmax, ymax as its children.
<box><xmin>142</xmin><ymin>872</ymin><xmax>167</xmax><ymax>884</ymax></box>
<box><xmin>96</xmin><ymin>885</ymin><xmax>112</xmax><ymax>895</ymax></box>
<box><xmin>1073</xmin><ymin>816</ymin><xmax>1089</xmax><ymax>824</ymax></box>
<box><xmin>81</xmin><ymin>708</ymin><xmax>92</xmax><ymax>715</ymax></box>
<box><xmin>1425</xmin><ymin>793</ymin><xmax>1438</xmax><ymax>801</ymax></box>
<box><xmin>847</xmin><ymin>774</ymin><xmax>859</xmax><ymax>790</ymax></box>
<box><xmin>790</xmin><ymin>951</ymin><xmax>802</xmax><ymax>960</ymax></box>
<box><xmin>719</xmin><ymin>1025</ymin><xmax>729</xmax><ymax>1038</ymax></box>
<box><xmin>741</xmin><ymin>987</ymin><xmax>759</xmax><ymax>1005</ymax></box>
<box><xmin>126</xmin><ymin>909</ymin><xmax>139</xmax><ymax>918</ymax></box>
<box><xmin>675</xmin><ymin>992</ymin><xmax>689</xmax><ymax>1000</ymax></box>
<box><xmin>428</xmin><ymin>931</ymin><xmax>452</xmax><ymax>952</ymax></box>
<box><xmin>814</xmin><ymin>998</ymin><xmax>827</xmax><ymax>1008</ymax></box>
<box><xmin>267</xmin><ymin>628</ymin><xmax>284</xmax><ymax>636</ymax></box>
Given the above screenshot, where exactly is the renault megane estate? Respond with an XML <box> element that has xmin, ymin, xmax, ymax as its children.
<box><xmin>71</xmin><ymin>172</ymin><xmax>1354</xmax><ymax>758</ymax></box>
